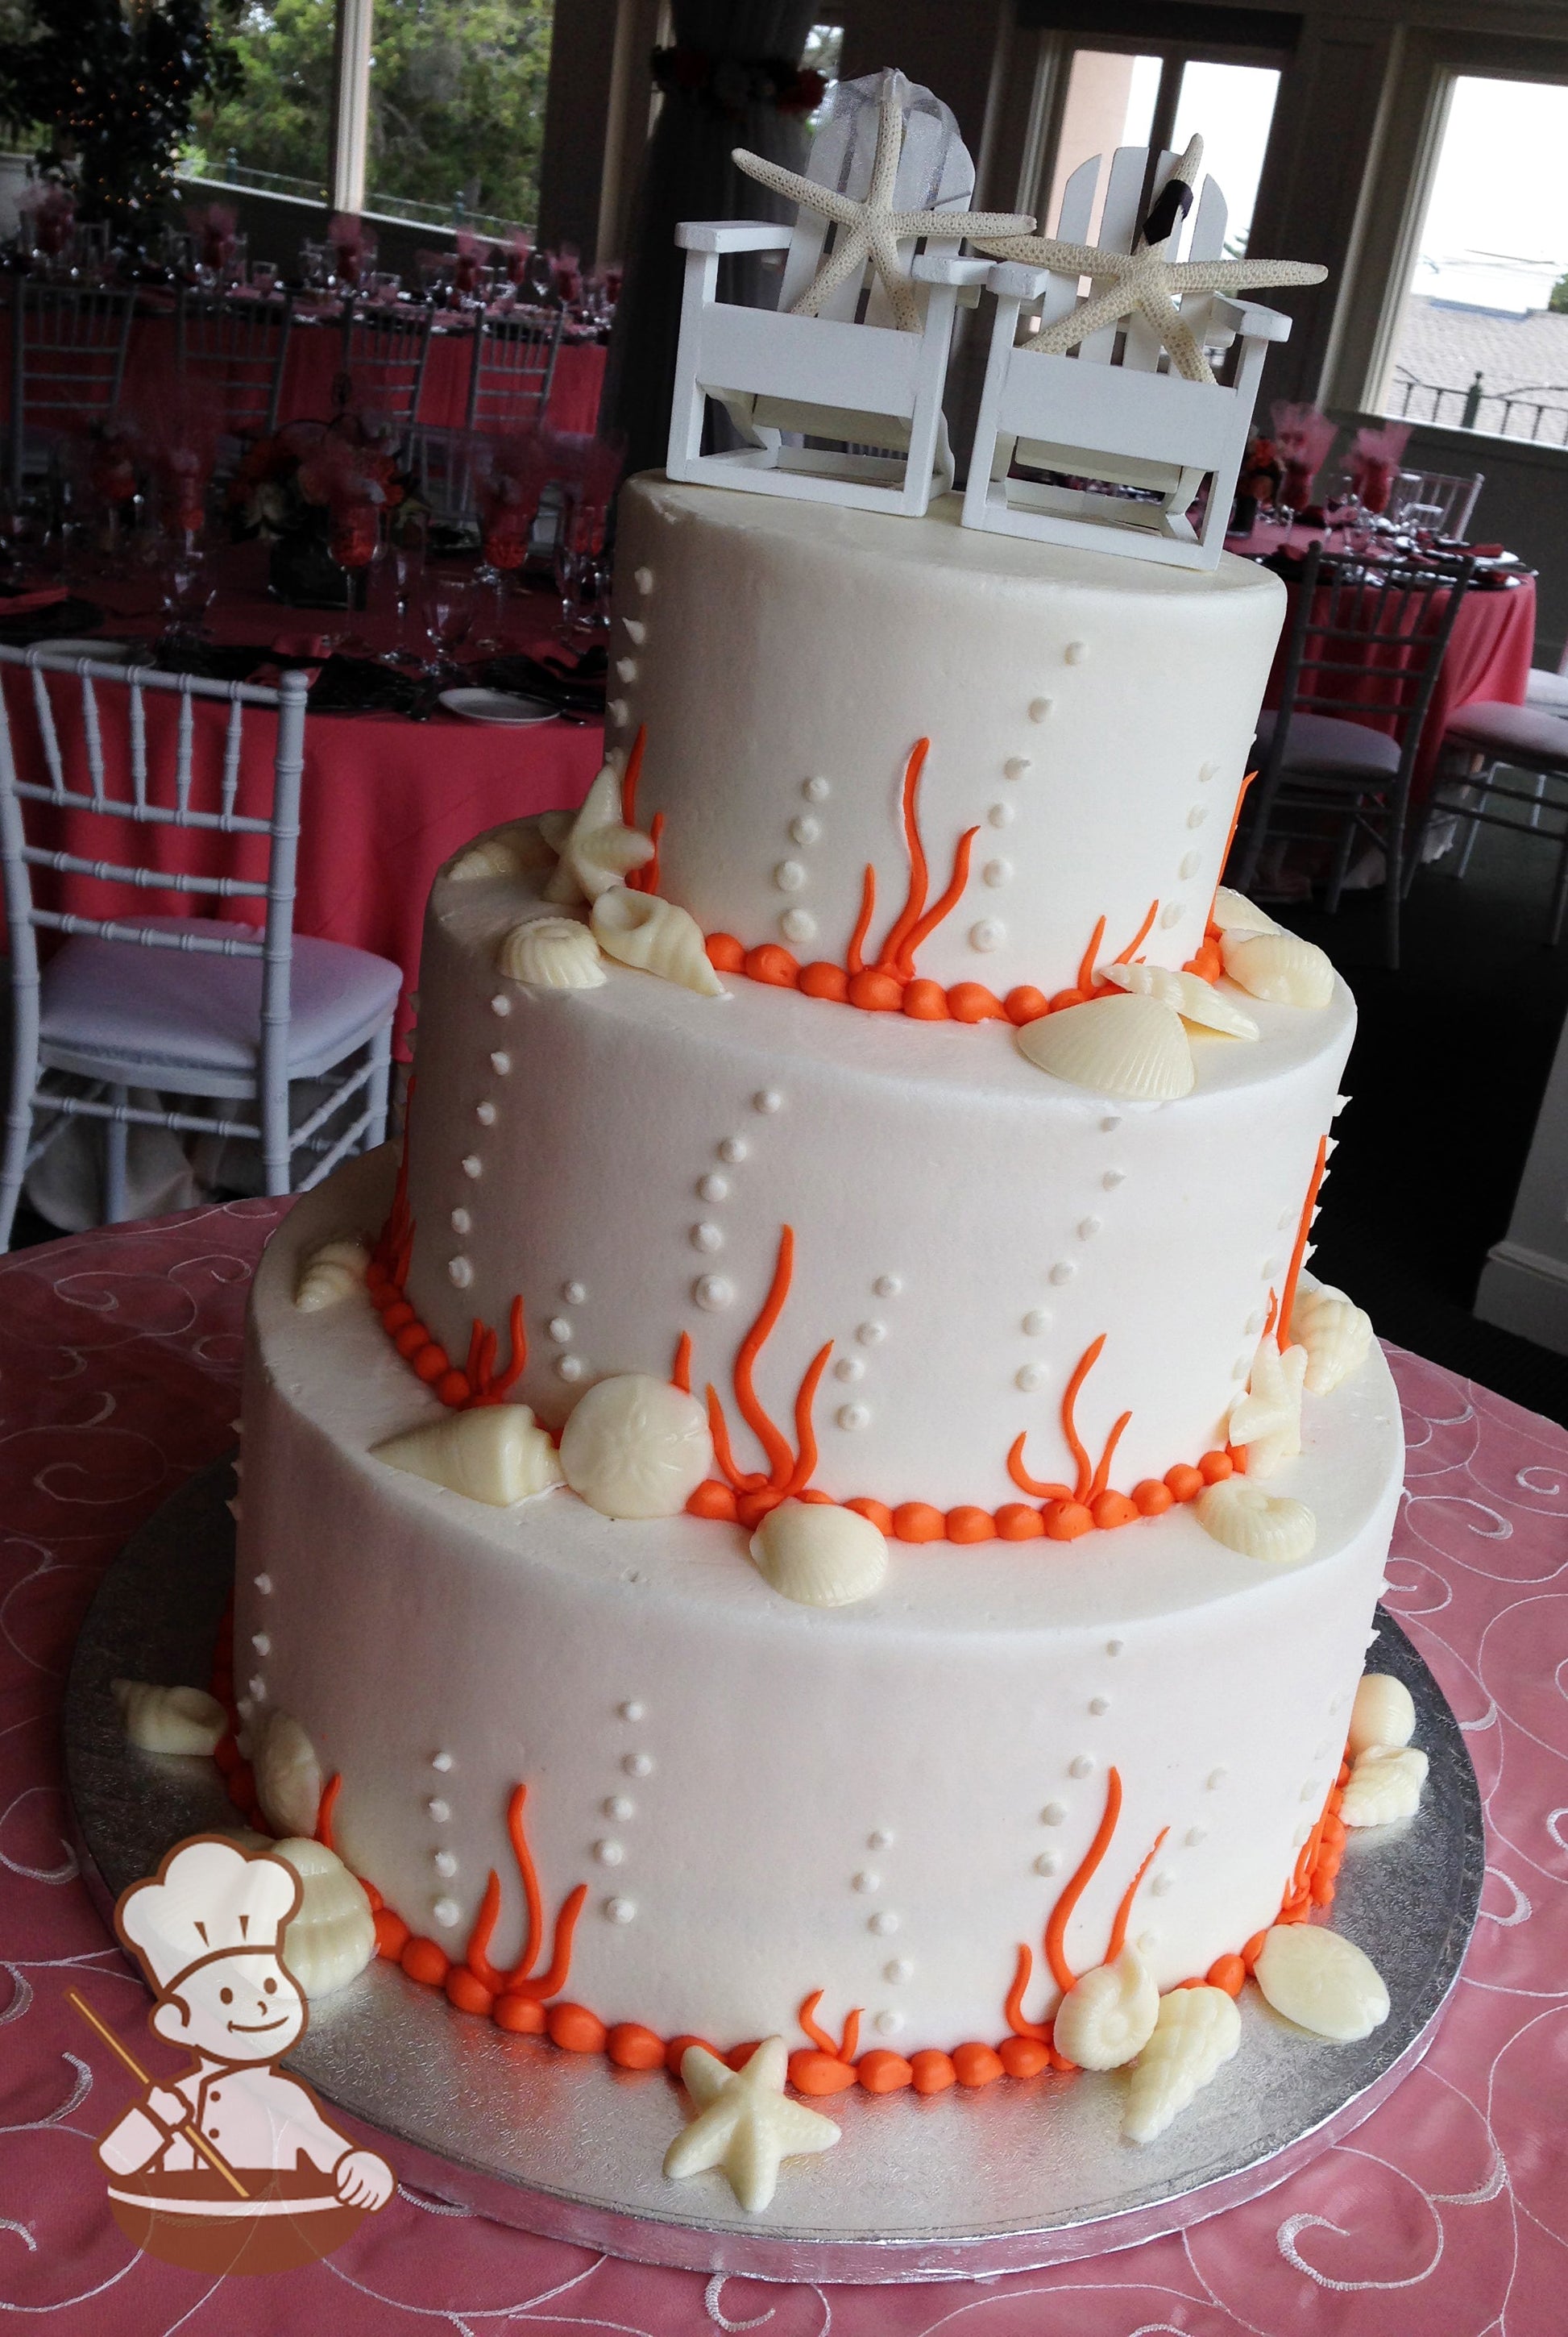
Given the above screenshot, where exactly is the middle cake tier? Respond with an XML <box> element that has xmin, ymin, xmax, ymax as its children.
<box><xmin>396</xmin><ymin>853</ymin><xmax>1353</xmax><ymax>1516</ymax></box>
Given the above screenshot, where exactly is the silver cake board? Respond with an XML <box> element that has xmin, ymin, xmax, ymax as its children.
<box><xmin>64</xmin><ymin>1460</ymin><xmax>1483</xmax><ymax>2285</ymax></box>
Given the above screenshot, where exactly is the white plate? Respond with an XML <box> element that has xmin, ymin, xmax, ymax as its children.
<box><xmin>32</xmin><ymin>637</ymin><xmax>136</xmax><ymax>665</ymax></box>
<box><xmin>439</xmin><ymin>688</ymin><xmax>558</xmax><ymax>725</ymax></box>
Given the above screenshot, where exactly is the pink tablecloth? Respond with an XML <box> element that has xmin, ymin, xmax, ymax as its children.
<box><xmin>1226</xmin><ymin>524</ymin><xmax>1537</xmax><ymax>795</ymax></box>
<box><xmin>2</xmin><ymin>1202</ymin><xmax>1565</xmax><ymax>2334</ymax></box>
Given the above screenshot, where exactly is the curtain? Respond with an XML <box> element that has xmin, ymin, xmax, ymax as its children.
<box><xmin>604</xmin><ymin>0</ymin><xmax>819</xmax><ymax>479</ymax></box>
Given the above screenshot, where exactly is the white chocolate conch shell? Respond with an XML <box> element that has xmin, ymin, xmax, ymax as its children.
<box><xmin>446</xmin><ymin>822</ymin><xmax>552</xmax><ymax>882</ymax></box>
<box><xmin>112</xmin><ymin>1679</ymin><xmax>226</xmax><ymax>1756</ymax></box>
<box><xmin>1341</xmin><ymin>1743</ymin><xmax>1428</xmax><ymax>1828</ymax></box>
<box><xmin>560</xmin><ymin>1373</ymin><xmax>713</xmax><ymax>1518</ymax></box>
<box><xmin>1221</xmin><ymin>929</ymin><xmax>1334</xmax><ymax>1009</ymax></box>
<box><xmin>294</xmin><ymin>1236</ymin><xmax>371</xmax><ymax>1313</ymax></box>
<box><xmin>543</xmin><ymin>765</ymin><xmax>655</xmax><ymax>903</ymax></box>
<box><xmin>272</xmin><ymin>1837</ymin><xmax>377</xmax><ymax>2000</ymax></box>
<box><xmin>1196</xmin><ymin>1476</ymin><xmax>1316</xmax><ymax>1563</ymax></box>
<box><xmin>1053</xmin><ymin>1944</ymin><xmax>1159</xmax><ymax>2070</ymax></box>
<box><xmin>1253</xmin><ymin>1924</ymin><xmax>1390</xmax><ymax>2040</ymax></box>
<box><xmin>1016</xmin><ymin>994</ymin><xmax>1194</xmax><ymax>1101</ymax></box>
<box><xmin>591</xmin><ymin>887</ymin><xmax>726</xmax><ymax>997</ymax></box>
<box><xmin>1289</xmin><ymin>1285</ymin><xmax>1374</xmax><ymax>1395</ymax></box>
<box><xmin>254</xmin><ymin>1708</ymin><xmax>325</xmax><ymax>1839</ymax></box>
<box><xmin>1347</xmin><ymin>1671</ymin><xmax>1417</xmax><ymax>1759</ymax></box>
<box><xmin>1211</xmin><ymin>886</ymin><xmax>1280</xmax><ymax>936</ymax></box>
<box><xmin>749</xmin><ymin>1499</ymin><xmax>889</xmax><ymax>1609</ymax></box>
<box><xmin>1226</xmin><ymin>1341</ymin><xmax>1307</xmax><ymax>1479</ymax></box>
<box><xmin>1101</xmin><ymin>961</ymin><xmax>1259</xmax><ymax>1040</ymax></box>
<box><xmin>496</xmin><ymin>915</ymin><xmax>606</xmax><ymax>990</ymax></box>
<box><xmin>1123</xmin><ymin>1984</ymin><xmax>1242</xmax><ymax>2143</ymax></box>
<box><xmin>373</xmin><ymin>1405</ymin><xmax>564</xmax><ymax>1507</ymax></box>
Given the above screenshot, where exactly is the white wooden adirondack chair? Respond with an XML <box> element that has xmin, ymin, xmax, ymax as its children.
<box><xmin>962</xmin><ymin>143</ymin><xmax>1297</xmax><ymax>569</ymax></box>
<box><xmin>667</xmin><ymin>71</ymin><xmax>1023</xmax><ymax>518</ymax></box>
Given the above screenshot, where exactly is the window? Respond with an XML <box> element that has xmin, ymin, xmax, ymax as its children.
<box><xmin>1168</xmin><ymin>61</ymin><xmax>1278</xmax><ymax>255</ymax></box>
<box><xmin>186</xmin><ymin>0</ymin><xmax>336</xmax><ymax>203</ymax></box>
<box><xmin>366</xmin><ymin>0</ymin><xmax>554</xmax><ymax>235</ymax></box>
<box><xmin>1378</xmin><ymin>74</ymin><xmax>1568</xmax><ymax>448</ymax></box>
<box><xmin>1045</xmin><ymin>51</ymin><xmax>1161</xmax><ymax>243</ymax></box>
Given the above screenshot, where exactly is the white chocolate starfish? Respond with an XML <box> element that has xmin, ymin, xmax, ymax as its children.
<box><xmin>732</xmin><ymin>74</ymin><xmax>1032</xmax><ymax>333</ymax></box>
<box><xmin>541</xmin><ymin>762</ymin><xmax>654</xmax><ymax>904</ymax></box>
<box><xmin>1228</xmin><ymin>1339</ymin><xmax>1308</xmax><ymax>1479</ymax></box>
<box><xmin>977</xmin><ymin>136</ymin><xmax>1326</xmax><ymax>385</ymax></box>
<box><xmin>663</xmin><ymin>2036</ymin><xmax>840</xmax><ymax>2214</ymax></box>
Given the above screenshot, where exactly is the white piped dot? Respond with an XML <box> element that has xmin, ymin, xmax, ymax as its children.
<box><xmin>869</xmin><ymin>1910</ymin><xmax>899</xmax><ymax>1936</ymax></box>
<box><xmin>549</xmin><ymin>1316</ymin><xmax>572</xmax><ymax>1343</ymax></box>
<box><xmin>1233</xmin><ymin>1354</ymin><xmax>1252</xmax><ymax>1380</ymax></box>
<box><xmin>450</xmin><ymin>1207</ymin><xmax>471</xmax><ymax>1235</ymax></box>
<box><xmin>461</xmin><ymin>1155</ymin><xmax>482</xmax><ymax>1180</ymax></box>
<box><xmin>1200</xmin><ymin>760</ymin><xmax>1219</xmax><ymax>782</ymax></box>
<box><xmin>475</xmin><ymin>1099</ymin><xmax>496</xmax><ymax>1126</ymax></box>
<box><xmin>1106</xmin><ymin>1638</ymin><xmax>1124</xmax><ymax>1655</ymax></box>
<box><xmin>873</xmin><ymin>1275</ymin><xmax>902</xmax><ymax>1298</ymax></box>
<box><xmin>556</xmin><ymin>1355</ymin><xmax>586</xmax><ymax>1384</ymax></box>
<box><xmin>615</xmin><ymin>656</ymin><xmax>637</xmax><ymax>683</ymax></box>
<box><xmin>1035</xmin><ymin>1849</ymin><xmax>1063</xmax><ymax>1877</ymax></box>
<box><xmin>562</xmin><ymin>1281</ymin><xmax>587</xmax><ymax>1304</ymax></box>
<box><xmin>852</xmin><ymin>1870</ymin><xmax>880</xmax><ymax>1894</ymax></box>
<box><xmin>1068</xmin><ymin>1753</ymin><xmax>1094</xmax><ymax>1779</ymax></box>
<box><xmin>622</xmin><ymin>618</ymin><xmax>645</xmax><ymax>644</ymax></box>
<box><xmin>604</xmin><ymin>1795</ymin><xmax>634</xmax><ymax>1820</ymax></box>
<box><xmin>489</xmin><ymin>1050</ymin><xmax>511</xmax><ymax>1074</ymax></box>
<box><xmin>1023</xmin><ymin>1308</ymin><xmax>1051</xmax><ymax>1335</ymax></box>
<box><xmin>719</xmin><ymin>1136</ymin><xmax>747</xmax><ymax>1164</ymax></box>
<box><xmin>873</xmin><ymin>2010</ymin><xmax>903</xmax><ymax>2037</ymax></box>
<box><xmin>434</xmin><ymin>1849</ymin><xmax>457</xmax><ymax>1878</ymax></box>
<box><xmin>884</xmin><ymin>1958</ymin><xmax>913</xmax><ymax>1983</ymax></box>
<box><xmin>1278</xmin><ymin>1205</ymin><xmax>1296</xmax><ymax>1231</ymax></box>
<box><xmin>1246</xmin><ymin>1308</ymin><xmax>1267</xmax><ymax>1335</ymax></box>
<box><xmin>790</xmin><ymin>815</ymin><xmax>820</xmax><ymax>846</ymax></box>
<box><xmin>1027</xmin><ymin>699</ymin><xmax>1052</xmax><ymax>724</ymax></box>
<box><xmin>1179</xmin><ymin>850</ymin><xmax>1201</xmax><ymax>881</ymax></box>
<box><xmin>634</xmin><ymin>566</ymin><xmax>653</xmax><ymax>595</ymax></box>
<box><xmin>1159</xmin><ymin>901</ymin><xmax>1183</xmax><ymax>929</ymax></box>
<box><xmin>619</xmin><ymin>1700</ymin><xmax>645</xmax><ymax>1721</ymax></box>
<box><xmin>1041</xmin><ymin>1801</ymin><xmax>1067</xmax><ymax>1825</ymax></box>
<box><xmin>868</xmin><ymin>1829</ymin><xmax>894</xmax><ymax>1849</ymax></box>
<box><xmin>698</xmin><ymin>1173</ymin><xmax>728</xmax><ymax>1203</ymax></box>
<box><xmin>1089</xmin><ymin>1694</ymin><xmax>1110</xmax><ymax>1715</ymax></box>
<box><xmin>1206</xmin><ymin>1767</ymin><xmax>1228</xmax><ymax>1791</ymax></box>
<box><xmin>988</xmin><ymin>801</ymin><xmax>1014</xmax><ymax>828</ymax></box>
<box><xmin>251</xmin><ymin>1632</ymin><xmax>270</xmax><ymax>1656</ymax></box>
<box><xmin>448</xmin><ymin>1256</ymin><xmax>474</xmax><ymax>1289</ymax></box>
<box><xmin>857</xmin><ymin>1320</ymin><xmax>886</xmax><ymax>1346</ymax></box>
<box><xmin>695</xmin><ymin>1276</ymin><xmax>733</xmax><ymax>1311</ymax></box>
<box><xmin>834</xmin><ymin>1355</ymin><xmax>865</xmax><ymax>1383</ymax></box>
<box><xmin>803</xmin><ymin>774</ymin><xmax>830</xmax><ymax>803</ymax></box>
<box><xmin>1185</xmin><ymin>1825</ymin><xmax>1208</xmax><ymax>1847</ymax></box>
<box><xmin>624</xmin><ymin>1752</ymin><xmax>653</xmax><ymax>1776</ymax></box>
<box><xmin>836</xmin><ymin>1403</ymin><xmax>869</xmax><ymax>1431</ymax></box>
<box><xmin>1151</xmin><ymin>1871</ymin><xmax>1174</xmax><ymax>1896</ymax></box>
<box><xmin>1293</xmin><ymin>1820</ymin><xmax>1313</xmax><ymax>1848</ymax></box>
<box><xmin>604</xmin><ymin>1897</ymin><xmax>637</xmax><ymax>1924</ymax></box>
<box><xmin>1188</xmin><ymin>803</ymin><xmax>1209</xmax><ymax>828</ymax></box>
<box><xmin>780</xmin><ymin>908</ymin><xmax>816</xmax><ymax>945</ymax></box>
<box><xmin>253</xmin><ymin>1574</ymin><xmax>272</xmax><ymax>1596</ymax></box>
<box><xmin>1004</xmin><ymin>756</ymin><xmax>1031</xmax><ymax>779</ymax></box>
<box><xmin>753</xmin><ymin>1090</ymin><xmax>782</xmax><ymax>1115</ymax></box>
<box><xmin>1049</xmin><ymin>1261</ymin><xmax>1076</xmax><ymax>1285</ymax></box>
<box><xmin>490</xmin><ymin>994</ymin><xmax>511</xmax><ymax>1017</ymax></box>
<box><xmin>1101</xmin><ymin>1114</ymin><xmax>1122</xmax><ymax>1131</ymax></box>
<box><xmin>595</xmin><ymin>1840</ymin><xmax>624</xmax><ymax>1866</ymax></box>
<box><xmin>433</xmin><ymin>1897</ymin><xmax>461</xmax><ymax>1928</ymax></box>
<box><xmin>1064</xmin><ymin>640</ymin><xmax>1087</xmax><ymax>664</ymax></box>
<box><xmin>691</xmin><ymin>1222</ymin><xmax>724</xmax><ymax>1253</ymax></box>
<box><xmin>431</xmin><ymin>1751</ymin><xmax>454</xmax><ymax>1772</ymax></box>
<box><xmin>1078</xmin><ymin>1215</ymin><xmax>1101</xmax><ymax>1240</ymax></box>
<box><xmin>247</xmin><ymin>1675</ymin><xmax>265</xmax><ymax>1702</ymax></box>
<box><xmin>429</xmin><ymin>1799</ymin><xmax>451</xmax><ymax>1823</ymax></box>
<box><xmin>774</xmin><ymin>859</ymin><xmax>807</xmax><ymax>893</ymax></box>
<box><xmin>983</xmin><ymin>858</ymin><xmax>1012</xmax><ymax>888</ymax></box>
<box><xmin>969</xmin><ymin>919</ymin><xmax>1005</xmax><ymax>952</ymax></box>
<box><xmin>1138</xmin><ymin>1929</ymin><xmax>1160</xmax><ymax>1954</ymax></box>
<box><xmin>1016</xmin><ymin>1363</ymin><xmax>1046</xmax><ymax>1393</ymax></box>
<box><xmin>1104</xmin><ymin>1172</ymin><xmax>1127</xmax><ymax>1196</ymax></box>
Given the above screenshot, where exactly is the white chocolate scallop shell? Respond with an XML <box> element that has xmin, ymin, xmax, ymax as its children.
<box><xmin>1253</xmin><ymin>1923</ymin><xmax>1390</xmax><ymax>2040</ymax></box>
<box><xmin>293</xmin><ymin>1236</ymin><xmax>371</xmax><ymax>1312</ymax></box>
<box><xmin>559</xmin><ymin>1373</ymin><xmax>713</xmax><ymax>1519</ymax></box>
<box><xmin>1100</xmin><ymin>961</ymin><xmax>1259</xmax><ymax>1040</ymax></box>
<box><xmin>112</xmin><ymin>1679</ymin><xmax>226</xmax><ymax>1756</ymax></box>
<box><xmin>749</xmin><ymin>1499</ymin><xmax>889</xmax><ymax>1609</ymax></box>
<box><xmin>254</xmin><ymin>1708</ymin><xmax>326</xmax><ymax>1839</ymax></box>
<box><xmin>1123</xmin><ymin>1984</ymin><xmax>1242</xmax><ymax>2143</ymax></box>
<box><xmin>1347</xmin><ymin>1670</ymin><xmax>1417</xmax><ymax>1759</ymax></box>
<box><xmin>591</xmin><ymin>887</ymin><xmax>726</xmax><ymax>997</ymax></box>
<box><xmin>1016</xmin><ymin>994</ymin><xmax>1195</xmax><ymax>1101</ymax></box>
<box><xmin>373</xmin><ymin>1405</ymin><xmax>564</xmax><ymax>1507</ymax></box>
<box><xmin>272</xmin><ymin>1837</ymin><xmax>377</xmax><ymax>2000</ymax></box>
<box><xmin>1289</xmin><ymin>1284</ymin><xmax>1374</xmax><ymax>1395</ymax></box>
<box><xmin>1195</xmin><ymin>1476</ymin><xmax>1316</xmax><ymax>1563</ymax></box>
<box><xmin>446</xmin><ymin>822</ymin><xmax>553</xmax><ymax>882</ymax></box>
<box><xmin>1341</xmin><ymin>1743</ymin><xmax>1428</xmax><ymax>1828</ymax></box>
<box><xmin>1220</xmin><ymin>929</ymin><xmax>1335</xmax><ymax>1009</ymax></box>
<box><xmin>496</xmin><ymin>914</ymin><xmax>606</xmax><ymax>990</ymax></box>
<box><xmin>1211</xmin><ymin>886</ymin><xmax>1280</xmax><ymax>936</ymax></box>
<box><xmin>1053</xmin><ymin>1944</ymin><xmax>1160</xmax><ymax>2071</ymax></box>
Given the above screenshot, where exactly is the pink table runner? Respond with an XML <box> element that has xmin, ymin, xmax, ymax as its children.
<box><xmin>1</xmin><ymin>1202</ymin><xmax>1565</xmax><ymax>2332</ymax></box>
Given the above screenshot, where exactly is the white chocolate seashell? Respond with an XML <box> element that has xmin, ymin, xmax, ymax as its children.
<box><xmin>272</xmin><ymin>1837</ymin><xmax>376</xmax><ymax>2000</ymax></box>
<box><xmin>254</xmin><ymin>1708</ymin><xmax>325</xmax><ymax>1839</ymax></box>
<box><xmin>1016</xmin><ymin>994</ymin><xmax>1195</xmax><ymax>1101</ymax></box>
<box><xmin>496</xmin><ymin>915</ymin><xmax>606</xmax><ymax>990</ymax></box>
<box><xmin>537</xmin><ymin>809</ymin><xmax>575</xmax><ymax>853</ymax></box>
<box><xmin>560</xmin><ymin>1373</ymin><xmax>712</xmax><ymax>1518</ymax></box>
<box><xmin>1211</xmin><ymin>886</ymin><xmax>1280</xmax><ymax>936</ymax></box>
<box><xmin>1196</xmin><ymin>1476</ymin><xmax>1316</xmax><ymax>1563</ymax></box>
<box><xmin>373</xmin><ymin>1405</ymin><xmax>564</xmax><ymax>1507</ymax></box>
<box><xmin>1053</xmin><ymin>1944</ymin><xmax>1160</xmax><ymax>2071</ymax></box>
<box><xmin>294</xmin><ymin>1236</ymin><xmax>371</xmax><ymax>1313</ymax></box>
<box><xmin>749</xmin><ymin>1499</ymin><xmax>889</xmax><ymax>1609</ymax></box>
<box><xmin>1341</xmin><ymin>1743</ymin><xmax>1428</xmax><ymax>1828</ymax></box>
<box><xmin>1347</xmin><ymin>1671</ymin><xmax>1417</xmax><ymax>1759</ymax></box>
<box><xmin>1101</xmin><ymin>961</ymin><xmax>1259</xmax><ymax>1040</ymax></box>
<box><xmin>446</xmin><ymin>823</ymin><xmax>552</xmax><ymax>882</ymax></box>
<box><xmin>543</xmin><ymin>765</ymin><xmax>656</xmax><ymax>904</ymax></box>
<box><xmin>1226</xmin><ymin>1341</ymin><xmax>1307</xmax><ymax>1479</ymax></box>
<box><xmin>1123</xmin><ymin>1984</ymin><xmax>1242</xmax><ymax>2143</ymax></box>
<box><xmin>1289</xmin><ymin>1284</ymin><xmax>1374</xmax><ymax>1395</ymax></box>
<box><xmin>112</xmin><ymin>1679</ymin><xmax>226</xmax><ymax>1757</ymax></box>
<box><xmin>1253</xmin><ymin>1923</ymin><xmax>1390</xmax><ymax>2040</ymax></box>
<box><xmin>1221</xmin><ymin>929</ymin><xmax>1335</xmax><ymax>1010</ymax></box>
<box><xmin>591</xmin><ymin>887</ymin><xmax>726</xmax><ymax>996</ymax></box>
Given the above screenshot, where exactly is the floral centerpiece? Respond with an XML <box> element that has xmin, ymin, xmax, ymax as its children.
<box><xmin>230</xmin><ymin>412</ymin><xmax>420</xmax><ymax>608</ymax></box>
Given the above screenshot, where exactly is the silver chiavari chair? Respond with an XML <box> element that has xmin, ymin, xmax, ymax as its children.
<box><xmin>7</xmin><ymin>278</ymin><xmax>136</xmax><ymax>492</ymax></box>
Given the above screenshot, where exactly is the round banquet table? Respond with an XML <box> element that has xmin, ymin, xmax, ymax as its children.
<box><xmin>1225</xmin><ymin>522</ymin><xmax>1537</xmax><ymax>796</ymax></box>
<box><xmin>2</xmin><ymin>1200</ymin><xmax>1565</xmax><ymax>2335</ymax></box>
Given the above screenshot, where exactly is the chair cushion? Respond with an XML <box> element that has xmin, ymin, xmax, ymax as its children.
<box><xmin>1442</xmin><ymin>700</ymin><xmax>1568</xmax><ymax>771</ymax></box>
<box><xmin>39</xmin><ymin>917</ymin><xmax>401</xmax><ymax>1085</ymax></box>
<box><xmin>1253</xmin><ymin>708</ymin><xmax>1403</xmax><ymax>781</ymax></box>
<box><xmin>1524</xmin><ymin>666</ymin><xmax>1568</xmax><ymax>713</ymax></box>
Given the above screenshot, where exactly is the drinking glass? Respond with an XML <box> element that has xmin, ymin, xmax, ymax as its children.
<box><xmin>421</xmin><ymin>568</ymin><xmax>475</xmax><ymax>677</ymax></box>
<box><xmin>157</xmin><ymin>543</ymin><xmax>217</xmax><ymax>655</ymax></box>
<box><xmin>554</xmin><ymin>501</ymin><xmax>612</xmax><ymax>645</ymax></box>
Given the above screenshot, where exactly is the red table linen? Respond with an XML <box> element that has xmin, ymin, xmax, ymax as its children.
<box><xmin>1</xmin><ymin>1198</ymin><xmax>1565</xmax><ymax>2333</ymax></box>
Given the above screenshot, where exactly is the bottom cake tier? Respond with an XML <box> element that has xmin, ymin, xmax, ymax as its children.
<box><xmin>234</xmin><ymin>1147</ymin><xmax>1402</xmax><ymax>2058</ymax></box>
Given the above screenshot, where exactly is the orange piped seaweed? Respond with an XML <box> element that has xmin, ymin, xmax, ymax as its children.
<box><xmin>798</xmin><ymin>1988</ymin><xmax>861</xmax><ymax>2064</ymax></box>
<box><xmin>463</xmin><ymin>1783</ymin><xmax>589</xmax><ymax>2000</ymax></box>
<box><xmin>698</xmin><ymin>1227</ymin><xmax>834</xmax><ymax>1519</ymax></box>
<box><xmin>1008</xmin><ymin>1335</ymin><xmax>1132</xmax><ymax>1509</ymax></box>
<box><xmin>1277</xmin><ymin>1135</ymin><xmax>1329</xmax><ymax>1352</ymax></box>
<box><xmin>313</xmin><ymin>1772</ymin><xmax>342</xmax><ymax>1853</ymax></box>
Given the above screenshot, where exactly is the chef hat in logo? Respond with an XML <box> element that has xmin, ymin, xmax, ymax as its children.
<box><xmin>118</xmin><ymin>1837</ymin><xmax>302</xmax><ymax>1995</ymax></box>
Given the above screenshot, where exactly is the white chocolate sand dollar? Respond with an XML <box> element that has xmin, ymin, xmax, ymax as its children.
<box><xmin>559</xmin><ymin>1374</ymin><xmax>713</xmax><ymax>1518</ymax></box>
<box><xmin>1254</xmin><ymin>1924</ymin><xmax>1390</xmax><ymax>2040</ymax></box>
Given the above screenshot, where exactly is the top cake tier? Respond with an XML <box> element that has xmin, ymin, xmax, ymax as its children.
<box><xmin>608</xmin><ymin>477</ymin><xmax>1287</xmax><ymax>998</ymax></box>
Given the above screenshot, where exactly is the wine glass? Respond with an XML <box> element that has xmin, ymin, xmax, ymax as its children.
<box><xmin>553</xmin><ymin>498</ymin><xmax>612</xmax><ymax>646</ymax></box>
<box><xmin>327</xmin><ymin>502</ymin><xmax>383</xmax><ymax>656</ymax></box>
<box><xmin>421</xmin><ymin>567</ymin><xmax>475</xmax><ymax>679</ymax></box>
<box><xmin>157</xmin><ymin>542</ymin><xmax>217</xmax><ymax>658</ymax></box>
